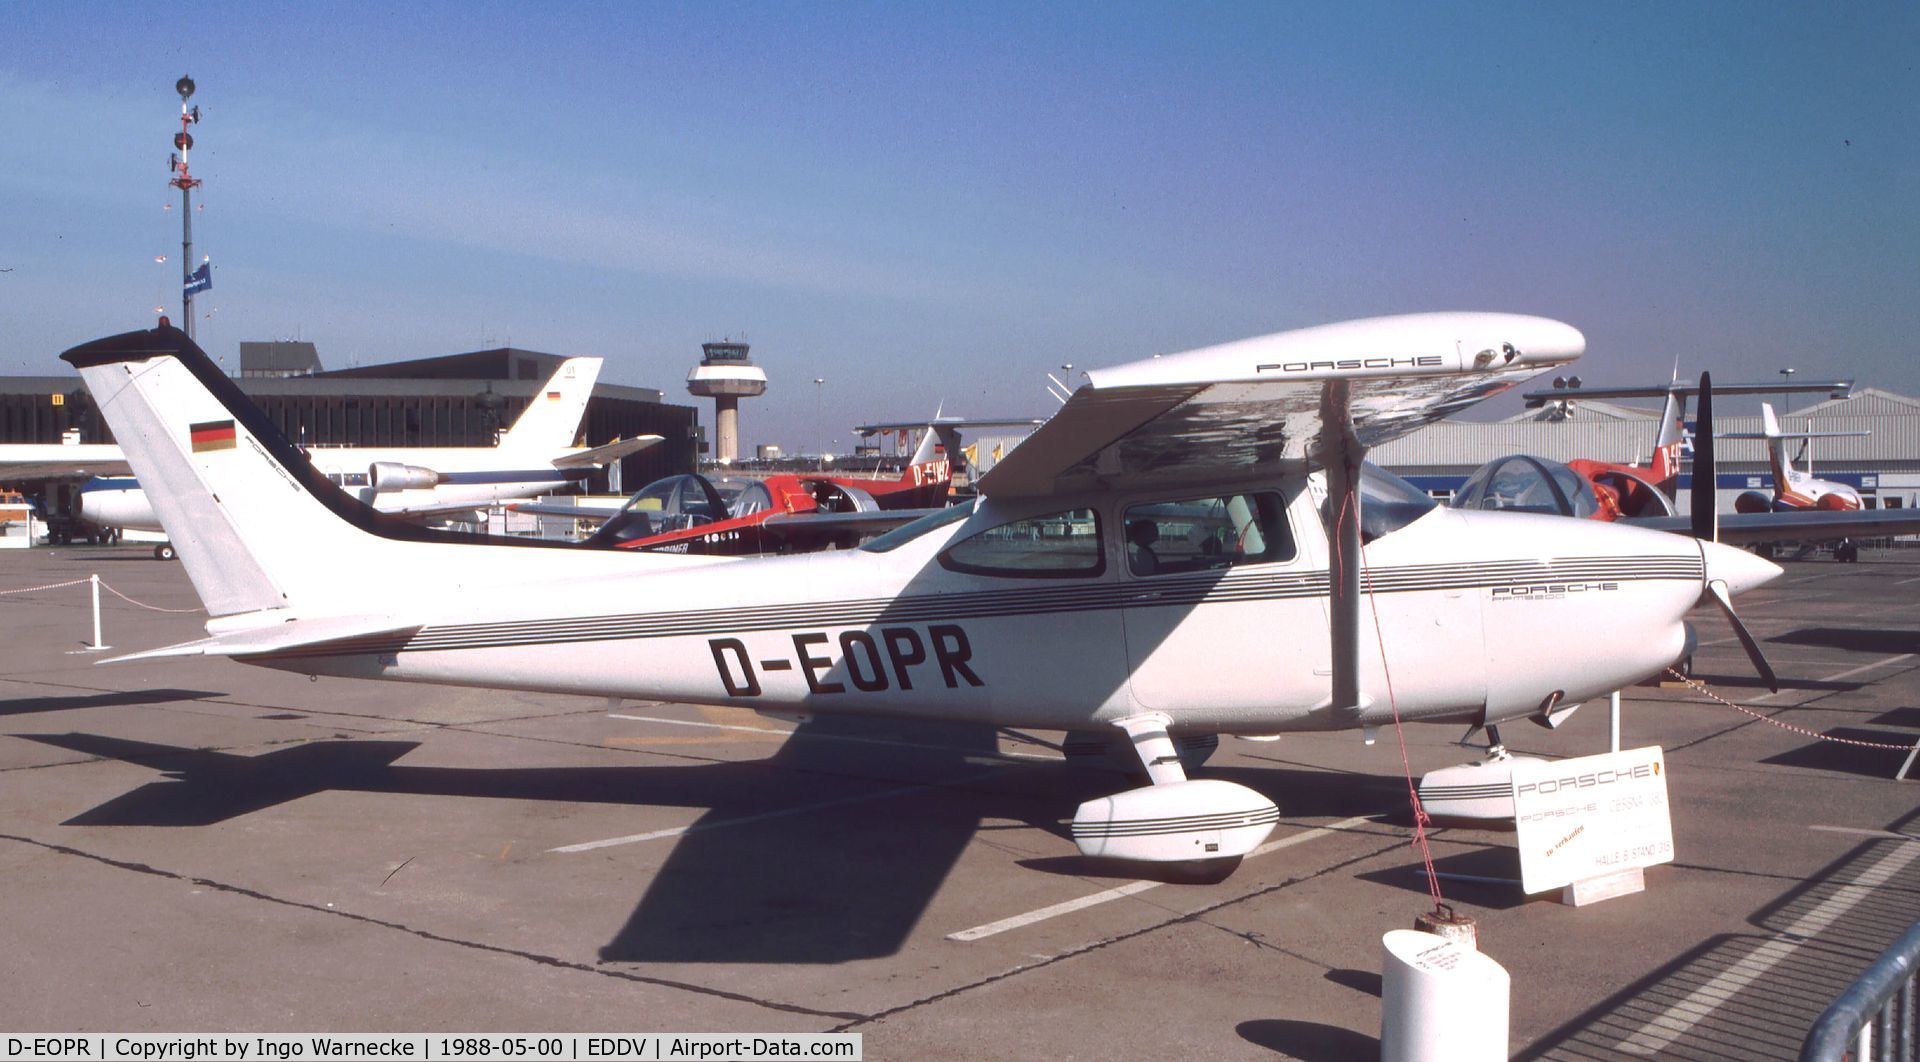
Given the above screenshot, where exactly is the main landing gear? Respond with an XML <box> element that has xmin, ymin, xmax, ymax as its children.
<box><xmin>1068</xmin><ymin>713</ymin><xmax>1278</xmax><ymax>883</ymax></box>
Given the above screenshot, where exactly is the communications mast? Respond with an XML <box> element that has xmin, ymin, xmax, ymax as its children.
<box><xmin>168</xmin><ymin>75</ymin><xmax>209</xmax><ymax>337</ymax></box>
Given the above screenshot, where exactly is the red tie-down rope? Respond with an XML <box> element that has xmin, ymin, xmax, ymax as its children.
<box><xmin>1332</xmin><ymin>488</ymin><xmax>1445</xmax><ymax>911</ymax></box>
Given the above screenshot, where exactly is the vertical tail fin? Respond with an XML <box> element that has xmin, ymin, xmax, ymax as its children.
<box><xmin>1757</xmin><ymin>402</ymin><xmax>1797</xmax><ymax>489</ymax></box>
<box><xmin>497</xmin><ymin>357</ymin><xmax>603</xmax><ymax>454</ymax></box>
<box><xmin>1649</xmin><ymin>390</ymin><xmax>1685</xmax><ymax>490</ymax></box>
<box><xmin>62</xmin><ymin>325</ymin><xmax>589</xmax><ymax>620</ymax></box>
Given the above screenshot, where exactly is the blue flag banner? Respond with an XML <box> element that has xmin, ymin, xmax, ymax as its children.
<box><xmin>184</xmin><ymin>261</ymin><xmax>212</xmax><ymax>296</ymax></box>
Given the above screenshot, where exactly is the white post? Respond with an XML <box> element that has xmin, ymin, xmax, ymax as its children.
<box><xmin>1610</xmin><ymin>690</ymin><xmax>1622</xmax><ymax>754</ymax></box>
<box><xmin>1380</xmin><ymin>929</ymin><xmax>1509</xmax><ymax>1061</ymax></box>
<box><xmin>89</xmin><ymin>573</ymin><xmax>106</xmax><ymax>650</ymax></box>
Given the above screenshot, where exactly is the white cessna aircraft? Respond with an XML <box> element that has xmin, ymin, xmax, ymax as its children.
<box><xmin>72</xmin><ymin>355</ymin><xmax>659</xmax><ymax>552</ymax></box>
<box><xmin>67</xmin><ymin>313</ymin><xmax>1779</xmax><ymax>880</ymax></box>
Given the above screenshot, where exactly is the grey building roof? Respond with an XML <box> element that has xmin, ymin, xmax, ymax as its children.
<box><xmin>238</xmin><ymin>340</ymin><xmax>322</xmax><ymax>376</ymax></box>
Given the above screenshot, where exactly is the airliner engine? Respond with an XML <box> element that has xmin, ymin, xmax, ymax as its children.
<box><xmin>369</xmin><ymin>462</ymin><xmax>442</xmax><ymax>493</ymax></box>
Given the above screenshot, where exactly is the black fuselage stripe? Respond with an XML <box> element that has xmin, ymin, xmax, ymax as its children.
<box><xmin>260</xmin><ymin>556</ymin><xmax>1703</xmax><ymax>660</ymax></box>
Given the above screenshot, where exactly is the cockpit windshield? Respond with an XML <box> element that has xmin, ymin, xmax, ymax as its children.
<box><xmin>1350</xmin><ymin>462</ymin><xmax>1440</xmax><ymax>541</ymax></box>
<box><xmin>713</xmin><ymin>478</ymin><xmax>774</xmax><ymax>518</ymax></box>
<box><xmin>586</xmin><ymin>473</ymin><xmax>732</xmax><ymax>546</ymax></box>
<box><xmin>1450</xmin><ymin>455</ymin><xmax>1599</xmax><ymax>519</ymax></box>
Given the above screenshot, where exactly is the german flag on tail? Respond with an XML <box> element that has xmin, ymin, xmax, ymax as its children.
<box><xmin>190</xmin><ymin>419</ymin><xmax>236</xmax><ymax>452</ymax></box>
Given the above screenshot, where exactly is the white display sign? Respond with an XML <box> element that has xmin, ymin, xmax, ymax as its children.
<box><xmin>1511</xmin><ymin>745</ymin><xmax>1673</xmax><ymax>894</ymax></box>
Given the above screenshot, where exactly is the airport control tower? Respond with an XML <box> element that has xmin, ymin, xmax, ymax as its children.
<box><xmin>685</xmin><ymin>340</ymin><xmax>767</xmax><ymax>464</ymax></box>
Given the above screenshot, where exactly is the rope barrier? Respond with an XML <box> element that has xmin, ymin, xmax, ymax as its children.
<box><xmin>0</xmin><ymin>576</ymin><xmax>199</xmax><ymax>613</ymax></box>
<box><xmin>1666</xmin><ymin>667</ymin><xmax>1920</xmax><ymax>752</ymax></box>
<box><xmin>0</xmin><ymin>577</ymin><xmax>91</xmax><ymax>596</ymax></box>
<box><xmin>99</xmin><ymin>581</ymin><xmax>201</xmax><ymax>614</ymax></box>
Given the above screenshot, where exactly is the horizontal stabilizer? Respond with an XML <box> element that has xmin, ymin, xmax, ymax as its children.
<box><xmin>106</xmin><ymin>614</ymin><xmax>422</xmax><ymax>664</ymax></box>
<box><xmin>552</xmin><ymin>435</ymin><xmax>663</xmax><ymax>469</ymax></box>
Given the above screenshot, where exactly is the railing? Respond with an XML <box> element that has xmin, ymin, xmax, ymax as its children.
<box><xmin>1802</xmin><ymin>919</ymin><xmax>1920</xmax><ymax>1061</ymax></box>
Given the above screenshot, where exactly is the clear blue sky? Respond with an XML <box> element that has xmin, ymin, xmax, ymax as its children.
<box><xmin>3</xmin><ymin>2</ymin><xmax>1915</xmax><ymax>454</ymax></box>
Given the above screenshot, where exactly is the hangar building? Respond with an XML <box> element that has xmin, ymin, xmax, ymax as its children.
<box><xmin>1372</xmin><ymin>389</ymin><xmax>1920</xmax><ymax>512</ymax></box>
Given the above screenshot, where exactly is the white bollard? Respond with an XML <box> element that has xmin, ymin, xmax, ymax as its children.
<box><xmin>1610</xmin><ymin>689</ymin><xmax>1622</xmax><ymax>753</ymax></box>
<box><xmin>90</xmin><ymin>573</ymin><xmax>106</xmax><ymax>650</ymax></box>
<box><xmin>1380</xmin><ymin>929</ymin><xmax>1509</xmax><ymax>1062</ymax></box>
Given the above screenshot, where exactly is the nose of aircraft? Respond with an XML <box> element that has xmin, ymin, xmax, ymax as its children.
<box><xmin>1701</xmin><ymin>539</ymin><xmax>1782</xmax><ymax>596</ymax></box>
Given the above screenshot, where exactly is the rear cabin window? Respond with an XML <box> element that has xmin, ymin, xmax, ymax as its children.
<box><xmin>1123</xmin><ymin>493</ymin><xmax>1293</xmax><ymax>577</ymax></box>
<box><xmin>939</xmin><ymin>509</ymin><xmax>1104</xmax><ymax>578</ymax></box>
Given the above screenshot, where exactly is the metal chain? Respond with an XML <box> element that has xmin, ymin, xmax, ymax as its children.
<box><xmin>0</xmin><ymin>576</ymin><xmax>200</xmax><ymax>613</ymax></box>
<box><xmin>0</xmin><ymin>578</ymin><xmax>91</xmax><ymax>596</ymax></box>
<box><xmin>1666</xmin><ymin>667</ymin><xmax>1920</xmax><ymax>752</ymax></box>
<box><xmin>99</xmin><ymin>581</ymin><xmax>201</xmax><ymax>613</ymax></box>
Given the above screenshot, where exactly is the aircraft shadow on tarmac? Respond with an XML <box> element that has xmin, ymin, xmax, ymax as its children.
<box><xmin>1687</xmin><ymin>671</ymin><xmax>1866</xmax><ymax>693</ymax></box>
<box><xmin>1769</xmin><ymin>626</ymin><xmax>1920</xmax><ymax>655</ymax></box>
<box><xmin>1352</xmin><ymin>844</ymin><xmax>1537</xmax><ymax>912</ymax></box>
<box><xmin>1761</xmin><ymin>727</ymin><xmax>1920</xmax><ymax>778</ymax></box>
<box><xmin>21</xmin><ymin>722</ymin><xmax>1431</xmax><ymax>964</ymax></box>
<box><xmin>0</xmin><ymin>687</ymin><xmax>221</xmax><ymax>718</ymax></box>
<box><xmin>1521</xmin><ymin>831</ymin><xmax>1920</xmax><ymax>1059</ymax></box>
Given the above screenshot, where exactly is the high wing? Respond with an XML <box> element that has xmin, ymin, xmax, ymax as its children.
<box><xmin>979</xmin><ymin>312</ymin><xmax>1585</xmax><ymax>499</ymax></box>
<box><xmin>1624</xmin><ymin>507</ymin><xmax>1920</xmax><ymax>546</ymax></box>
<box><xmin>1523</xmin><ymin>379</ymin><xmax>1853</xmax><ymax>407</ymax></box>
<box><xmin>551</xmin><ymin>435</ymin><xmax>663</xmax><ymax>469</ymax></box>
<box><xmin>0</xmin><ymin>443</ymin><xmax>131</xmax><ymax>481</ymax></box>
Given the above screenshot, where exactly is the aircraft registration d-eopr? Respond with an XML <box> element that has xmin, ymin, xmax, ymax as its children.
<box><xmin>64</xmin><ymin>312</ymin><xmax>1780</xmax><ymax>880</ymax></box>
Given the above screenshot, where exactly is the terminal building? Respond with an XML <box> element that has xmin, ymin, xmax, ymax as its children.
<box><xmin>0</xmin><ymin>340</ymin><xmax>699</xmax><ymax>518</ymax></box>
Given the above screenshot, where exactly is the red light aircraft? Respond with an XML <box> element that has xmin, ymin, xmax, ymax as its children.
<box><xmin>516</xmin><ymin>430</ymin><xmax>956</xmax><ymax>555</ymax></box>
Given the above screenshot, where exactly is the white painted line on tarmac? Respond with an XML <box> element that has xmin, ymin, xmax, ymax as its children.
<box><xmin>1617</xmin><ymin>837</ymin><xmax>1920</xmax><ymax>1055</ymax></box>
<box><xmin>1750</xmin><ymin>653</ymin><xmax>1915</xmax><ymax>704</ymax></box>
<box><xmin>947</xmin><ymin>814</ymin><xmax>1376</xmax><ymax>942</ymax></box>
<box><xmin>1893</xmin><ymin>574</ymin><xmax>1920</xmax><ymax>586</ymax></box>
<box><xmin>1810</xmin><ymin>825</ymin><xmax>1920</xmax><ymax>842</ymax></box>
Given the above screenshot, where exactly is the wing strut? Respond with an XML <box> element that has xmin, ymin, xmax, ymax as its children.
<box><xmin>1319</xmin><ymin>380</ymin><xmax>1364</xmax><ymax>715</ymax></box>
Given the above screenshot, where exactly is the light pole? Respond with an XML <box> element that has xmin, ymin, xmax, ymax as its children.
<box><xmin>1779</xmin><ymin>367</ymin><xmax>1796</xmax><ymax>416</ymax></box>
<box><xmin>168</xmin><ymin>76</ymin><xmax>206</xmax><ymax>338</ymax></box>
<box><xmin>812</xmin><ymin>378</ymin><xmax>825</xmax><ymax>468</ymax></box>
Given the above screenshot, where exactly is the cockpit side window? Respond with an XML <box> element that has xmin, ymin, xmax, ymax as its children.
<box><xmin>1122</xmin><ymin>493</ymin><xmax>1292</xmax><ymax>577</ymax></box>
<box><xmin>939</xmin><ymin>508</ymin><xmax>1104</xmax><ymax>578</ymax></box>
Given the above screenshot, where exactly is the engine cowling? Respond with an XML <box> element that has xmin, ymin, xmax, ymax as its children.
<box><xmin>1734</xmin><ymin>490</ymin><xmax>1773</xmax><ymax>514</ymax></box>
<box><xmin>369</xmin><ymin>462</ymin><xmax>442</xmax><ymax>493</ymax></box>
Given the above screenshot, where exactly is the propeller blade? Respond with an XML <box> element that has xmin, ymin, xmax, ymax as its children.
<box><xmin>1690</xmin><ymin>371</ymin><xmax>1717</xmax><ymax>541</ymax></box>
<box><xmin>1705</xmin><ymin>578</ymin><xmax>1778</xmax><ymax>693</ymax></box>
